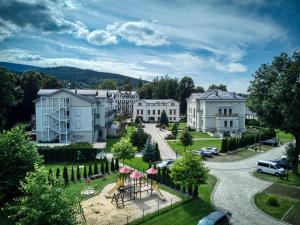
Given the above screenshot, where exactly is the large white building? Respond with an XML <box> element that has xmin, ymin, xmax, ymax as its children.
<box><xmin>133</xmin><ymin>99</ymin><xmax>180</xmax><ymax>123</ymax></box>
<box><xmin>186</xmin><ymin>90</ymin><xmax>246</xmax><ymax>136</ymax></box>
<box><xmin>34</xmin><ymin>89</ymin><xmax>116</xmax><ymax>143</ymax></box>
<box><xmin>112</xmin><ymin>90</ymin><xmax>139</xmax><ymax>116</ymax></box>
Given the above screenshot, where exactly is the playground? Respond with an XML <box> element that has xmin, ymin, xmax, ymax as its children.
<box><xmin>81</xmin><ymin>167</ymin><xmax>181</xmax><ymax>225</ymax></box>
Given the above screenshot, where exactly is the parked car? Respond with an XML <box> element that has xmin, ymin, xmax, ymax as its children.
<box><xmin>207</xmin><ymin>147</ymin><xmax>219</xmax><ymax>155</ymax></box>
<box><xmin>156</xmin><ymin>159</ymin><xmax>174</xmax><ymax>168</ymax></box>
<box><xmin>192</xmin><ymin>150</ymin><xmax>205</xmax><ymax>156</ymax></box>
<box><xmin>272</xmin><ymin>156</ymin><xmax>293</xmax><ymax>170</ymax></box>
<box><xmin>259</xmin><ymin>138</ymin><xmax>278</xmax><ymax>146</ymax></box>
<box><xmin>197</xmin><ymin>211</ymin><xmax>232</xmax><ymax>225</ymax></box>
<box><xmin>256</xmin><ymin>160</ymin><xmax>286</xmax><ymax>176</ymax></box>
<box><xmin>201</xmin><ymin>148</ymin><xmax>213</xmax><ymax>157</ymax></box>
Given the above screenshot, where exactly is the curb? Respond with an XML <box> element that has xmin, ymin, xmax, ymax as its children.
<box><xmin>209</xmin><ymin>174</ymin><xmax>221</xmax><ymax>210</ymax></box>
<box><xmin>281</xmin><ymin>205</ymin><xmax>295</xmax><ymax>222</ymax></box>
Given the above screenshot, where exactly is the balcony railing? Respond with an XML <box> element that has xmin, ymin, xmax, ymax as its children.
<box><xmin>216</xmin><ymin>113</ymin><xmax>239</xmax><ymax>117</ymax></box>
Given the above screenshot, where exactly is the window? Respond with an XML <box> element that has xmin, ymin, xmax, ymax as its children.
<box><xmin>169</xmin><ymin>117</ymin><xmax>172</xmax><ymax>121</ymax></box>
<box><xmin>141</xmin><ymin>110</ymin><xmax>143</xmax><ymax>115</ymax></box>
<box><xmin>224</xmin><ymin>121</ymin><xmax>227</xmax><ymax>127</ymax></box>
<box><xmin>169</xmin><ymin>109</ymin><xmax>172</xmax><ymax>115</ymax></box>
<box><xmin>173</xmin><ymin>117</ymin><xmax>176</xmax><ymax>120</ymax></box>
<box><xmin>75</xmin><ymin>121</ymin><xmax>81</xmax><ymax>129</ymax></box>
<box><xmin>158</xmin><ymin>110</ymin><xmax>160</xmax><ymax>115</ymax></box>
<box><xmin>230</xmin><ymin>120</ymin><xmax>233</xmax><ymax>127</ymax></box>
<box><xmin>219</xmin><ymin>108</ymin><xmax>222</xmax><ymax>115</ymax></box>
<box><xmin>138</xmin><ymin>102</ymin><xmax>142</xmax><ymax>106</ymax></box>
<box><xmin>224</xmin><ymin>109</ymin><xmax>227</xmax><ymax>115</ymax></box>
<box><xmin>171</xmin><ymin>102</ymin><xmax>175</xmax><ymax>106</ymax></box>
<box><xmin>229</xmin><ymin>108</ymin><xmax>232</xmax><ymax>115</ymax></box>
<box><xmin>137</xmin><ymin>110</ymin><xmax>139</xmax><ymax>115</ymax></box>
<box><xmin>148</xmin><ymin>110</ymin><xmax>150</xmax><ymax>115</ymax></box>
<box><xmin>153</xmin><ymin>110</ymin><xmax>155</xmax><ymax>115</ymax></box>
<box><xmin>173</xmin><ymin>109</ymin><xmax>176</xmax><ymax>114</ymax></box>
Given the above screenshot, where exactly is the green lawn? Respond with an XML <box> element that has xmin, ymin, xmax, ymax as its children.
<box><xmin>253</xmin><ymin>167</ymin><xmax>300</xmax><ymax>187</ymax></box>
<box><xmin>131</xmin><ymin>175</ymin><xmax>217</xmax><ymax>225</ymax></box>
<box><xmin>167</xmin><ymin>123</ymin><xmax>187</xmax><ymax>131</ymax></box>
<box><xmin>254</xmin><ymin>192</ymin><xmax>299</xmax><ymax>219</ymax></box>
<box><xmin>176</xmin><ymin>130</ymin><xmax>213</xmax><ymax>139</ymax></box>
<box><xmin>124</xmin><ymin>157</ymin><xmax>150</xmax><ymax>172</ymax></box>
<box><xmin>167</xmin><ymin>139</ymin><xmax>222</xmax><ymax>155</ymax></box>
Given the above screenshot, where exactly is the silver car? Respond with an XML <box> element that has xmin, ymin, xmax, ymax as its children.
<box><xmin>156</xmin><ymin>159</ymin><xmax>174</xmax><ymax>168</ymax></box>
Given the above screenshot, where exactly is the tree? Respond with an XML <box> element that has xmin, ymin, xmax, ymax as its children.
<box><xmin>88</xmin><ymin>164</ymin><xmax>93</xmax><ymax>177</ymax></box>
<box><xmin>70</xmin><ymin>166</ymin><xmax>75</xmax><ymax>182</ymax></box>
<box><xmin>208</xmin><ymin>84</ymin><xmax>227</xmax><ymax>91</ymax></box>
<box><xmin>194</xmin><ymin>86</ymin><xmax>205</xmax><ymax>93</ymax></box>
<box><xmin>122</xmin><ymin>78</ymin><xmax>132</xmax><ymax>91</ymax></box>
<box><xmin>130</xmin><ymin>128</ymin><xmax>149</xmax><ymax>151</ymax></box>
<box><xmin>285</xmin><ymin>143</ymin><xmax>296</xmax><ymax>164</ymax></box>
<box><xmin>171</xmin><ymin>123</ymin><xmax>178</xmax><ymax>137</ymax></box>
<box><xmin>248</xmin><ymin>52</ymin><xmax>300</xmax><ymax>174</ymax></box>
<box><xmin>134</xmin><ymin>116</ymin><xmax>141</xmax><ymax>126</ymax></box>
<box><xmin>112</xmin><ymin>138</ymin><xmax>137</xmax><ymax>164</ymax></box>
<box><xmin>170</xmin><ymin>151</ymin><xmax>208</xmax><ymax>196</ymax></box>
<box><xmin>9</xmin><ymin>166</ymin><xmax>79</xmax><ymax>225</ymax></box>
<box><xmin>105</xmin><ymin>157</ymin><xmax>109</xmax><ymax>173</ymax></box>
<box><xmin>76</xmin><ymin>165</ymin><xmax>81</xmax><ymax>181</ymax></box>
<box><xmin>115</xmin><ymin>158</ymin><xmax>120</xmax><ymax>170</ymax></box>
<box><xmin>83</xmin><ymin>165</ymin><xmax>87</xmax><ymax>179</ymax></box>
<box><xmin>56</xmin><ymin>168</ymin><xmax>60</xmax><ymax>178</ymax></box>
<box><xmin>0</xmin><ymin>127</ymin><xmax>42</xmax><ymax>203</ymax></box>
<box><xmin>110</xmin><ymin>158</ymin><xmax>115</xmax><ymax>172</ymax></box>
<box><xmin>97</xmin><ymin>79</ymin><xmax>118</xmax><ymax>90</ymax></box>
<box><xmin>178</xmin><ymin>76</ymin><xmax>195</xmax><ymax>113</ymax></box>
<box><xmin>180</xmin><ymin>128</ymin><xmax>193</xmax><ymax>150</ymax></box>
<box><xmin>63</xmin><ymin>166</ymin><xmax>69</xmax><ymax>185</ymax></box>
<box><xmin>49</xmin><ymin>169</ymin><xmax>53</xmax><ymax>176</ymax></box>
<box><xmin>154</xmin><ymin>143</ymin><xmax>161</xmax><ymax>161</ymax></box>
<box><xmin>159</xmin><ymin>111</ymin><xmax>169</xmax><ymax>126</ymax></box>
<box><xmin>100</xmin><ymin>159</ymin><xmax>105</xmax><ymax>174</ymax></box>
<box><xmin>142</xmin><ymin>138</ymin><xmax>155</xmax><ymax>162</ymax></box>
<box><xmin>137</xmin><ymin>77</ymin><xmax>143</xmax><ymax>88</ymax></box>
<box><xmin>94</xmin><ymin>162</ymin><xmax>99</xmax><ymax>174</ymax></box>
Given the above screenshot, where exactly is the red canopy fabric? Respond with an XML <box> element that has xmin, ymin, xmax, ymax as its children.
<box><xmin>146</xmin><ymin>167</ymin><xmax>157</xmax><ymax>174</ymax></box>
<box><xmin>130</xmin><ymin>170</ymin><xmax>142</xmax><ymax>179</ymax></box>
<box><xmin>119</xmin><ymin>166</ymin><xmax>130</xmax><ymax>174</ymax></box>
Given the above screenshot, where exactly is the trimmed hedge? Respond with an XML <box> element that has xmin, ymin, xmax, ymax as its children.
<box><xmin>38</xmin><ymin>142</ymin><xmax>98</xmax><ymax>163</ymax></box>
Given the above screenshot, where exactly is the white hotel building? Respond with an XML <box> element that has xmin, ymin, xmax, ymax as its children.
<box><xmin>34</xmin><ymin>89</ymin><xmax>116</xmax><ymax>143</ymax></box>
<box><xmin>111</xmin><ymin>90</ymin><xmax>139</xmax><ymax>116</ymax></box>
<box><xmin>133</xmin><ymin>99</ymin><xmax>180</xmax><ymax>123</ymax></box>
<box><xmin>186</xmin><ymin>90</ymin><xmax>246</xmax><ymax>136</ymax></box>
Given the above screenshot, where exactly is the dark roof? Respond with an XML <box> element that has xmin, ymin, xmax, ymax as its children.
<box><xmin>189</xmin><ymin>89</ymin><xmax>245</xmax><ymax>101</ymax></box>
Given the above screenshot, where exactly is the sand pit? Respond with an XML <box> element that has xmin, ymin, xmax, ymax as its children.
<box><xmin>81</xmin><ymin>183</ymin><xmax>181</xmax><ymax>225</ymax></box>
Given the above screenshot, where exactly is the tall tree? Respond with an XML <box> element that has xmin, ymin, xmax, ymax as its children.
<box><xmin>76</xmin><ymin>165</ymin><xmax>81</xmax><ymax>181</ymax></box>
<box><xmin>178</xmin><ymin>76</ymin><xmax>195</xmax><ymax>113</ymax></box>
<box><xmin>122</xmin><ymin>78</ymin><xmax>132</xmax><ymax>91</ymax></box>
<box><xmin>248</xmin><ymin>52</ymin><xmax>300</xmax><ymax>174</ymax></box>
<box><xmin>194</xmin><ymin>86</ymin><xmax>205</xmax><ymax>93</ymax></box>
<box><xmin>0</xmin><ymin>127</ymin><xmax>42</xmax><ymax>203</ymax></box>
<box><xmin>9</xmin><ymin>166</ymin><xmax>79</xmax><ymax>225</ymax></box>
<box><xmin>111</xmin><ymin>138</ymin><xmax>137</xmax><ymax>164</ymax></box>
<box><xmin>70</xmin><ymin>166</ymin><xmax>75</xmax><ymax>182</ymax></box>
<box><xmin>159</xmin><ymin>111</ymin><xmax>169</xmax><ymax>126</ymax></box>
<box><xmin>110</xmin><ymin>158</ymin><xmax>115</xmax><ymax>172</ymax></box>
<box><xmin>63</xmin><ymin>166</ymin><xmax>69</xmax><ymax>185</ymax></box>
<box><xmin>130</xmin><ymin>127</ymin><xmax>150</xmax><ymax>150</ymax></box>
<box><xmin>142</xmin><ymin>138</ymin><xmax>155</xmax><ymax>162</ymax></box>
<box><xmin>97</xmin><ymin>79</ymin><xmax>118</xmax><ymax>90</ymax></box>
<box><xmin>208</xmin><ymin>84</ymin><xmax>227</xmax><ymax>91</ymax></box>
<box><xmin>171</xmin><ymin>123</ymin><xmax>178</xmax><ymax>137</ymax></box>
<box><xmin>154</xmin><ymin>142</ymin><xmax>161</xmax><ymax>161</ymax></box>
<box><xmin>180</xmin><ymin>128</ymin><xmax>193</xmax><ymax>150</ymax></box>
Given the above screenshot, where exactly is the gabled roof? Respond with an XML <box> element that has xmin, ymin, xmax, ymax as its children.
<box><xmin>37</xmin><ymin>89</ymin><xmax>96</xmax><ymax>103</ymax></box>
<box><xmin>137</xmin><ymin>99</ymin><xmax>179</xmax><ymax>104</ymax></box>
<box><xmin>188</xmin><ymin>89</ymin><xmax>245</xmax><ymax>101</ymax></box>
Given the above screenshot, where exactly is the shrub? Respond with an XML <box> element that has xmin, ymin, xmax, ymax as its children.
<box><xmin>164</xmin><ymin>134</ymin><xmax>176</xmax><ymax>140</ymax></box>
<box><xmin>267</xmin><ymin>196</ymin><xmax>279</xmax><ymax>206</ymax></box>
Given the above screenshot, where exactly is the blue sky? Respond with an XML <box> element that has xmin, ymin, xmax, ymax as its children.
<box><xmin>0</xmin><ymin>0</ymin><xmax>299</xmax><ymax>92</ymax></box>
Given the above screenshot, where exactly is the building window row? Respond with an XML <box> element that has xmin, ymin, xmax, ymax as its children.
<box><xmin>219</xmin><ymin>108</ymin><xmax>232</xmax><ymax>115</ymax></box>
<box><xmin>224</xmin><ymin>120</ymin><xmax>233</xmax><ymax>127</ymax></box>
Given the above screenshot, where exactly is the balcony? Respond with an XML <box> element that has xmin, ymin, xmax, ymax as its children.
<box><xmin>216</xmin><ymin>113</ymin><xmax>239</xmax><ymax>117</ymax></box>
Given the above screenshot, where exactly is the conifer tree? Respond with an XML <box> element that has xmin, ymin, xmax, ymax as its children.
<box><xmin>63</xmin><ymin>166</ymin><xmax>69</xmax><ymax>185</ymax></box>
<box><xmin>71</xmin><ymin>166</ymin><xmax>75</xmax><ymax>182</ymax></box>
<box><xmin>56</xmin><ymin>168</ymin><xmax>60</xmax><ymax>178</ymax></box>
<box><xmin>105</xmin><ymin>157</ymin><xmax>109</xmax><ymax>173</ymax></box>
<box><xmin>154</xmin><ymin>143</ymin><xmax>161</xmax><ymax>161</ymax></box>
<box><xmin>88</xmin><ymin>164</ymin><xmax>93</xmax><ymax>177</ymax></box>
<box><xmin>76</xmin><ymin>165</ymin><xmax>81</xmax><ymax>181</ymax></box>
<box><xmin>157</xmin><ymin>167</ymin><xmax>161</xmax><ymax>183</ymax></box>
<box><xmin>142</xmin><ymin>138</ymin><xmax>155</xmax><ymax>162</ymax></box>
<box><xmin>94</xmin><ymin>162</ymin><xmax>99</xmax><ymax>174</ymax></box>
<box><xmin>48</xmin><ymin>169</ymin><xmax>53</xmax><ymax>176</ymax></box>
<box><xmin>115</xmin><ymin>158</ymin><xmax>119</xmax><ymax>170</ymax></box>
<box><xmin>110</xmin><ymin>158</ymin><xmax>115</xmax><ymax>172</ymax></box>
<box><xmin>100</xmin><ymin>160</ymin><xmax>105</xmax><ymax>174</ymax></box>
<box><xmin>83</xmin><ymin>165</ymin><xmax>87</xmax><ymax>179</ymax></box>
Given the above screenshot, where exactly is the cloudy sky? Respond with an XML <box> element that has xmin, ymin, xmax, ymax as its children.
<box><xmin>0</xmin><ymin>0</ymin><xmax>299</xmax><ymax>92</ymax></box>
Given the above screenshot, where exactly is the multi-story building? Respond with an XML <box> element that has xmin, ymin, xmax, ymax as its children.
<box><xmin>186</xmin><ymin>90</ymin><xmax>246</xmax><ymax>136</ymax></box>
<box><xmin>133</xmin><ymin>99</ymin><xmax>180</xmax><ymax>123</ymax></box>
<box><xmin>112</xmin><ymin>90</ymin><xmax>139</xmax><ymax>116</ymax></box>
<box><xmin>245</xmin><ymin>106</ymin><xmax>257</xmax><ymax>119</ymax></box>
<box><xmin>34</xmin><ymin>89</ymin><xmax>116</xmax><ymax>143</ymax></box>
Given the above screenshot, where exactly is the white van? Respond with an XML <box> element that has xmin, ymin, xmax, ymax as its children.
<box><xmin>256</xmin><ymin>160</ymin><xmax>286</xmax><ymax>176</ymax></box>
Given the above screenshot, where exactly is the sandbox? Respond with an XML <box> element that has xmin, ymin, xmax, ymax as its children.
<box><xmin>81</xmin><ymin>183</ymin><xmax>181</xmax><ymax>225</ymax></box>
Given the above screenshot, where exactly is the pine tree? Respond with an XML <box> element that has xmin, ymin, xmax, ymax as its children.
<box><xmin>142</xmin><ymin>138</ymin><xmax>155</xmax><ymax>162</ymax></box>
<box><xmin>94</xmin><ymin>162</ymin><xmax>99</xmax><ymax>174</ymax></box>
<box><xmin>154</xmin><ymin>143</ymin><xmax>161</xmax><ymax>161</ymax></box>
<box><xmin>160</xmin><ymin>111</ymin><xmax>169</xmax><ymax>126</ymax></box>
<box><xmin>56</xmin><ymin>168</ymin><xmax>60</xmax><ymax>178</ymax></box>
<box><xmin>71</xmin><ymin>166</ymin><xmax>75</xmax><ymax>182</ymax></box>
<box><xmin>76</xmin><ymin>165</ymin><xmax>81</xmax><ymax>181</ymax></box>
<box><xmin>157</xmin><ymin>167</ymin><xmax>161</xmax><ymax>183</ymax></box>
<box><xmin>48</xmin><ymin>169</ymin><xmax>53</xmax><ymax>176</ymax></box>
<box><xmin>148</xmin><ymin>163</ymin><xmax>152</xmax><ymax>168</ymax></box>
<box><xmin>115</xmin><ymin>158</ymin><xmax>119</xmax><ymax>170</ymax></box>
<box><xmin>161</xmin><ymin>167</ymin><xmax>166</xmax><ymax>184</ymax></box>
<box><xmin>88</xmin><ymin>164</ymin><xmax>93</xmax><ymax>177</ymax></box>
<box><xmin>100</xmin><ymin>160</ymin><xmax>105</xmax><ymax>174</ymax></box>
<box><xmin>63</xmin><ymin>166</ymin><xmax>69</xmax><ymax>185</ymax></box>
<box><xmin>110</xmin><ymin>158</ymin><xmax>115</xmax><ymax>172</ymax></box>
<box><xmin>83</xmin><ymin>165</ymin><xmax>87</xmax><ymax>179</ymax></box>
<box><xmin>105</xmin><ymin>157</ymin><xmax>109</xmax><ymax>173</ymax></box>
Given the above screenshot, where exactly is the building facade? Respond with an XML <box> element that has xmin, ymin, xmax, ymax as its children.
<box><xmin>186</xmin><ymin>90</ymin><xmax>246</xmax><ymax>136</ymax></box>
<box><xmin>133</xmin><ymin>99</ymin><xmax>180</xmax><ymax>123</ymax></box>
<box><xmin>245</xmin><ymin>106</ymin><xmax>257</xmax><ymax>119</ymax></box>
<box><xmin>111</xmin><ymin>90</ymin><xmax>139</xmax><ymax>116</ymax></box>
<box><xmin>35</xmin><ymin>89</ymin><xmax>116</xmax><ymax>143</ymax></box>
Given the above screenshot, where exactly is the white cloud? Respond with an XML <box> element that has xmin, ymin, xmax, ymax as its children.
<box><xmin>87</xmin><ymin>29</ymin><xmax>117</xmax><ymax>46</ymax></box>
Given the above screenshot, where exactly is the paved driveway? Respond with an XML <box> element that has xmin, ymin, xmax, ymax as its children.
<box><xmin>144</xmin><ymin>123</ymin><xmax>176</xmax><ymax>160</ymax></box>
<box><xmin>206</xmin><ymin>145</ymin><xmax>289</xmax><ymax>225</ymax></box>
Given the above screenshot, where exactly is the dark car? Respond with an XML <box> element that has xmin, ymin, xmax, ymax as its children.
<box><xmin>259</xmin><ymin>138</ymin><xmax>278</xmax><ymax>146</ymax></box>
<box><xmin>197</xmin><ymin>211</ymin><xmax>231</xmax><ymax>225</ymax></box>
<box><xmin>272</xmin><ymin>158</ymin><xmax>293</xmax><ymax>170</ymax></box>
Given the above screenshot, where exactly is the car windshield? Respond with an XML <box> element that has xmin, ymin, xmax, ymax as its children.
<box><xmin>198</xmin><ymin>218</ymin><xmax>215</xmax><ymax>225</ymax></box>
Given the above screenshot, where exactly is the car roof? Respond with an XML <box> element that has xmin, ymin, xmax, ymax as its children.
<box><xmin>199</xmin><ymin>211</ymin><xmax>226</xmax><ymax>224</ymax></box>
<box><xmin>258</xmin><ymin>160</ymin><xmax>277</xmax><ymax>165</ymax></box>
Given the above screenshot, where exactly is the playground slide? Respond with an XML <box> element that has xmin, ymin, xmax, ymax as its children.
<box><xmin>105</xmin><ymin>185</ymin><xmax>119</xmax><ymax>198</ymax></box>
<box><xmin>155</xmin><ymin>188</ymin><xmax>166</xmax><ymax>201</ymax></box>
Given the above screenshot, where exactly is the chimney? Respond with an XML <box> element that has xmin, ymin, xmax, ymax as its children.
<box><xmin>75</xmin><ymin>89</ymin><xmax>77</xmax><ymax>94</ymax></box>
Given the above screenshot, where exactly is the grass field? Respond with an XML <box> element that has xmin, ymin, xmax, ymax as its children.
<box><xmin>167</xmin><ymin>123</ymin><xmax>187</xmax><ymax>131</ymax></box>
<box><xmin>105</xmin><ymin>125</ymin><xmax>135</xmax><ymax>152</ymax></box>
<box><xmin>253</xmin><ymin>166</ymin><xmax>300</xmax><ymax>187</ymax></box>
<box><xmin>276</xmin><ymin>129</ymin><xmax>294</xmax><ymax>143</ymax></box>
<box><xmin>254</xmin><ymin>192</ymin><xmax>298</xmax><ymax>219</ymax></box>
<box><xmin>167</xmin><ymin>139</ymin><xmax>222</xmax><ymax>155</ymax></box>
<box><xmin>131</xmin><ymin>175</ymin><xmax>217</xmax><ymax>225</ymax></box>
<box><xmin>176</xmin><ymin>130</ymin><xmax>213</xmax><ymax>139</ymax></box>
<box><xmin>124</xmin><ymin>157</ymin><xmax>150</xmax><ymax>172</ymax></box>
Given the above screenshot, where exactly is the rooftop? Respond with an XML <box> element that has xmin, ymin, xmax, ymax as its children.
<box><xmin>189</xmin><ymin>89</ymin><xmax>245</xmax><ymax>100</ymax></box>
